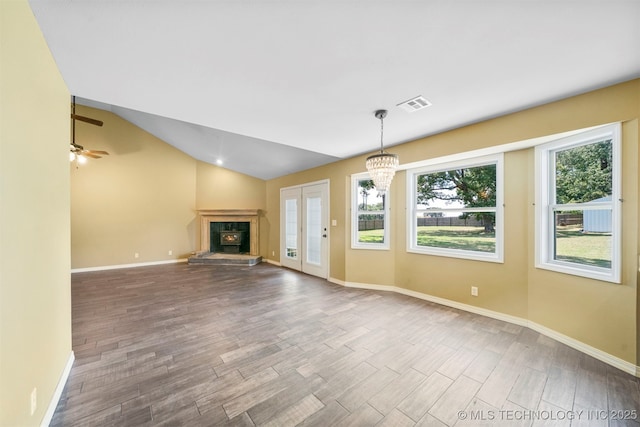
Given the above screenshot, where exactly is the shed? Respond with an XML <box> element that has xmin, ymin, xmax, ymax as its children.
<box><xmin>583</xmin><ymin>195</ymin><xmax>612</xmax><ymax>233</ymax></box>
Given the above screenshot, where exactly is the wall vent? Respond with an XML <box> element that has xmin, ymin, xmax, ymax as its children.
<box><xmin>397</xmin><ymin>95</ymin><xmax>432</xmax><ymax>112</ymax></box>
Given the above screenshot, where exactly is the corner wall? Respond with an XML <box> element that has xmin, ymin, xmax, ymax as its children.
<box><xmin>1</xmin><ymin>1</ymin><xmax>72</xmax><ymax>424</ymax></box>
<box><xmin>195</xmin><ymin>161</ymin><xmax>268</xmax><ymax>256</ymax></box>
<box><xmin>264</xmin><ymin>79</ymin><xmax>640</xmax><ymax>367</ymax></box>
<box><xmin>70</xmin><ymin>106</ymin><xmax>197</xmax><ymax>269</ymax></box>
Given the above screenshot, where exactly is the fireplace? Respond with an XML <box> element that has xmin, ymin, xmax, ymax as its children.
<box><xmin>219</xmin><ymin>230</ymin><xmax>244</xmax><ymax>253</ymax></box>
<box><xmin>197</xmin><ymin>209</ymin><xmax>260</xmax><ymax>256</ymax></box>
<box><xmin>211</xmin><ymin>222</ymin><xmax>250</xmax><ymax>253</ymax></box>
<box><xmin>221</xmin><ymin>231</ymin><xmax>243</xmax><ymax>246</ymax></box>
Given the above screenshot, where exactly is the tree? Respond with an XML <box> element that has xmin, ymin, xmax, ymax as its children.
<box><xmin>555</xmin><ymin>140</ymin><xmax>612</xmax><ymax>204</ymax></box>
<box><xmin>359</xmin><ymin>179</ymin><xmax>376</xmax><ymax>210</ymax></box>
<box><xmin>417</xmin><ymin>165</ymin><xmax>496</xmax><ymax>232</ymax></box>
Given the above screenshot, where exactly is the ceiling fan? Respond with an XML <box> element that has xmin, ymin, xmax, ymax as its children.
<box><xmin>70</xmin><ymin>95</ymin><xmax>109</xmax><ymax>164</ymax></box>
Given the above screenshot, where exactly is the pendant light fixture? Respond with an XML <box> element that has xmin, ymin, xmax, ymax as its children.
<box><xmin>365</xmin><ymin>109</ymin><xmax>398</xmax><ymax>194</ymax></box>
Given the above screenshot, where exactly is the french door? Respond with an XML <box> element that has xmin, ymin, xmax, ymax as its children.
<box><xmin>280</xmin><ymin>181</ymin><xmax>329</xmax><ymax>279</ymax></box>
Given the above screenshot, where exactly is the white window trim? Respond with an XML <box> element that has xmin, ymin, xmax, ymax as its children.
<box><xmin>535</xmin><ymin>123</ymin><xmax>621</xmax><ymax>283</ymax></box>
<box><xmin>351</xmin><ymin>172</ymin><xmax>390</xmax><ymax>250</ymax></box>
<box><xmin>407</xmin><ymin>153</ymin><xmax>504</xmax><ymax>263</ymax></box>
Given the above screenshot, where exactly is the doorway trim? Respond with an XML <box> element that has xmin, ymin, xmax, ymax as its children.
<box><xmin>279</xmin><ymin>179</ymin><xmax>330</xmax><ymax>278</ymax></box>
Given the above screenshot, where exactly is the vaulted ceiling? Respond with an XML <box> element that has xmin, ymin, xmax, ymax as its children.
<box><xmin>29</xmin><ymin>0</ymin><xmax>640</xmax><ymax>179</ymax></box>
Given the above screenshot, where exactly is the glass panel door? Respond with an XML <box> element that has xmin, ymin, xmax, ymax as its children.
<box><xmin>280</xmin><ymin>182</ymin><xmax>329</xmax><ymax>278</ymax></box>
<box><xmin>302</xmin><ymin>183</ymin><xmax>328</xmax><ymax>278</ymax></box>
<box><xmin>280</xmin><ymin>187</ymin><xmax>301</xmax><ymax>271</ymax></box>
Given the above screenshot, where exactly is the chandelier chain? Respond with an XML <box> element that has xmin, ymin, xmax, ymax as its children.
<box><xmin>380</xmin><ymin>114</ymin><xmax>384</xmax><ymax>153</ymax></box>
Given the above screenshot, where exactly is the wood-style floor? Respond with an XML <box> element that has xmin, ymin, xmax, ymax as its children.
<box><xmin>52</xmin><ymin>263</ymin><xmax>640</xmax><ymax>426</ymax></box>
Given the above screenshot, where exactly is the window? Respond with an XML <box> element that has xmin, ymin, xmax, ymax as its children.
<box><xmin>351</xmin><ymin>174</ymin><xmax>390</xmax><ymax>249</ymax></box>
<box><xmin>535</xmin><ymin>124</ymin><xmax>621</xmax><ymax>283</ymax></box>
<box><xmin>408</xmin><ymin>154</ymin><xmax>503</xmax><ymax>262</ymax></box>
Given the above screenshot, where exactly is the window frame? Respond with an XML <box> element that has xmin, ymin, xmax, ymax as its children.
<box><xmin>407</xmin><ymin>153</ymin><xmax>504</xmax><ymax>263</ymax></box>
<box><xmin>351</xmin><ymin>173</ymin><xmax>390</xmax><ymax>250</ymax></box>
<box><xmin>535</xmin><ymin>123</ymin><xmax>621</xmax><ymax>283</ymax></box>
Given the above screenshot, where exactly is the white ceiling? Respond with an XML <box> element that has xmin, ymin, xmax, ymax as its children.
<box><xmin>29</xmin><ymin>0</ymin><xmax>640</xmax><ymax>180</ymax></box>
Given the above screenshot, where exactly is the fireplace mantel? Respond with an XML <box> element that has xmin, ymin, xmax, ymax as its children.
<box><xmin>198</xmin><ymin>209</ymin><xmax>260</xmax><ymax>255</ymax></box>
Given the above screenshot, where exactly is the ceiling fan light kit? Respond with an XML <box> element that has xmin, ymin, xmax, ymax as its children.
<box><xmin>70</xmin><ymin>95</ymin><xmax>108</xmax><ymax>166</ymax></box>
<box><xmin>365</xmin><ymin>109</ymin><xmax>398</xmax><ymax>194</ymax></box>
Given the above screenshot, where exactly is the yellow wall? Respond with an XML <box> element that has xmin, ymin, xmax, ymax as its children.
<box><xmin>195</xmin><ymin>161</ymin><xmax>268</xmax><ymax>255</ymax></box>
<box><xmin>71</xmin><ymin>106</ymin><xmax>198</xmax><ymax>268</ymax></box>
<box><xmin>1</xmin><ymin>1</ymin><xmax>72</xmax><ymax>425</ymax></box>
<box><xmin>263</xmin><ymin>79</ymin><xmax>640</xmax><ymax>365</ymax></box>
<box><xmin>71</xmin><ymin>108</ymin><xmax>273</xmax><ymax>269</ymax></box>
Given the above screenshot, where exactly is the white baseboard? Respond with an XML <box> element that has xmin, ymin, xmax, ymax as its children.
<box><xmin>71</xmin><ymin>258</ymin><xmax>188</xmax><ymax>273</ymax></box>
<box><xmin>334</xmin><ymin>279</ymin><xmax>639</xmax><ymax>377</ymax></box>
<box><xmin>528</xmin><ymin>321</ymin><xmax>638</xmax><ymax>376</ymax></box>
<box><xmin>264</xmin><ymin>259</ymin><xmax>281</xmax><ymax>267</ymax></box>
<box><xmin>41</xmin><ymin>351</ymin><xmax>74</xmax><ymax>427</ymax></box>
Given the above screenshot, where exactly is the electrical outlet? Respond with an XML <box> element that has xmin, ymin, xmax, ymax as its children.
<box><xmin>134</xmin><ymin>252</ymin><xmax>139</xmax><ymax>259</ymax></box>
<box><xmin>30</xmin><ymin>388</ymin><xmax>37</xmax><ymax>416</ymax></box>
<box><xmin>168</xmin><ymin>250</ymin><xmax>173</xmax><ymax>256</ymax></box>
<box><xmin>271</xmin><ymin>251</ymin><xmax>275</xmax><ymax>256</ymax></box>
<box><xmin>331</xmin><ymin>219</ymin><xmax>337</xmax><ymax>226</ymax></box>
<box><xmin>471</xmin><ymin>286</ymin><xmax>478</xmax><ymax>297</ymax></box>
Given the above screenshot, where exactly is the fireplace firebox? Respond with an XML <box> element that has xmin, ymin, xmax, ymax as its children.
<box><xmin>210</xmin><ymin>221</ymin><xmax>250</xmax><ymax>254</ymax></box>
<box><xmin>219</xmin><ymin>230</ymin><xmax>244</xmax><ymax>253</ymax></box>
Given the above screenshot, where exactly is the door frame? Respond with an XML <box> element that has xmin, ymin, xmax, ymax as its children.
<box><xmin>279</xmin><ymin>179</ymin><xmax>330</xmax><ymax>279</ymax></box>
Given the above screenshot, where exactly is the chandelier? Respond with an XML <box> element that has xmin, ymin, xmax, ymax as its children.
<box><xmin>365</xmin><ymin>109</ymin><xmax>398</xmax><ymax>194</ymax></box>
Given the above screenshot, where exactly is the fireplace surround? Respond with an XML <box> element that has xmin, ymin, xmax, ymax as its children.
<box><xmin>198</xmin><ymin>209</ymin><xmax>260</xmax><ymax>256</ymax></box>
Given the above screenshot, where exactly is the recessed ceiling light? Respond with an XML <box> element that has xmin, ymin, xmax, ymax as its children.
<box><xmin>397</xmin><ymin>95</ymin><xmax>432</xmax><ymax>113</ymax></box>
<box><xmin>216</xmin><ymin>159</ymin><xmax>223</xmax><ymax>166</ymax></box>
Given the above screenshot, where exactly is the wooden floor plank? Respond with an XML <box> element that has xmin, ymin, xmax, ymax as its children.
<box><xmin>428</xmin><ymin>375</ymin><xmax>482</xmax><ymax>425</ymax></box>
<box><xmin>50</xmin><ymin>263</ymin><xmax>640</xmax><ymax>426</ymax></box>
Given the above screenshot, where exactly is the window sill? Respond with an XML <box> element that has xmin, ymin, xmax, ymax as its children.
<box><xmin>352</xmin><ymin>244</ymin><xmax>390</xmax><ymax>251</ymax></box>
<box><xmin>408</xmin><ymin>246</ymin><xmax>503</xmax><ymax>263</ymax></box>
<box><xmin>535</xmin><ymin>261</ymin><xmax>620</xmax><ymax>284</ymax></box>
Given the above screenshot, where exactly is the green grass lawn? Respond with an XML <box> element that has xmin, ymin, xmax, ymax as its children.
<box><xmin>360</xmin><ymin>225</ymin><xmax>611</xmax><ymax>268</ymax></box>
<box><xmin>359</xmin><ymin>226</ymin><xmax>496</xmax><ymax>252</ymax></box>
<box><xmin>416</xmin><ymin>226</ymin><xmax>495</xmax><ymax>252</ymax></box>
<box><xmin>358</xmin><ymin>229</ymin><xmax>385</xmax><ymax>244</ymax></box>
<box><xmin>555</xmin><ymin>226</ymin><xmax>611</xmax><ymax>268</ymax></box>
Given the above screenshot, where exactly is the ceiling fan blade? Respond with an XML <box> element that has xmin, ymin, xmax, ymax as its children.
<box><xmin>86</xmin><ymin>150</ymin><xmax>109</xmax><ymax>155</ymax></box>
<box><xmin>71</xmin><ymin>114</ymin><xmax>103</xmax><ymax>127</ymax></box>
<box><xmin>82</xmin><ymin>152</ymin><xmax>102</xmax><ymax>159</ymax></box>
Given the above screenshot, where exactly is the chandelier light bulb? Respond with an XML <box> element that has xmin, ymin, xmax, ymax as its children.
<box><xmin>365</xmin><ymin>109</ymin><xmax>398</xmax><ymax>194</ymax></box>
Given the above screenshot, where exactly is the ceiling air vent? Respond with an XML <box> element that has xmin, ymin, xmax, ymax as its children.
<box><xmin>397</xmin><ymin>95</ymin><xmax>432</xmax><ymax>113</ymax></box>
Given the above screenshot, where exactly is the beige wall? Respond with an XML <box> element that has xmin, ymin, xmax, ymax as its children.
<box><xmin>1</xmin><ymin>1</ymin><xmax>72</xmax><ymax>425</ymax></box>
<box><xmin>71</xmin><ymin>111</ymin><xmax>273</xmax><ymax>269</ymax></box>
<box><xmin>264</xmin><ymin>80</ymin><xmax>640</xmax><ymax>365</ymax></box>
<box><xmin>71</xmin><ymin>106</ymin><xmax>198</xmax><ymax>268</ymax></box>
<box><xmin>528</xmin><ymin>120</ymin><xmax>638</xmax><ymax>363</ymax></box>
<box><xmin>195</xmin><ymin>161</ymin><xmax>267</xmax><ymax>255</ymax></box>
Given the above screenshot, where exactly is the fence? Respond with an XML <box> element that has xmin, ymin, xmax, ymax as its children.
<box><xmin>358</xmin><ymin>220</ymin><xmax>385</xmax><ymax>231</ymax></box>
<box><xmin>417</xmin><ymin>217</ymin><xmax>485</xmax><ymax>227</ymax></box>
<box><xmin>360</xmin><ymin>214</ymin><xmax>585</xmax><ymax>231</ymax></box>
<box><xmin>555</xmin><ymin>213</ymin><xmax>582</xmax><ymax>226</ymax></box>
<box><xmin>358</xmin><ymin>216</ymin><xmax>485</xmax><ymax>231</ymax></box>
